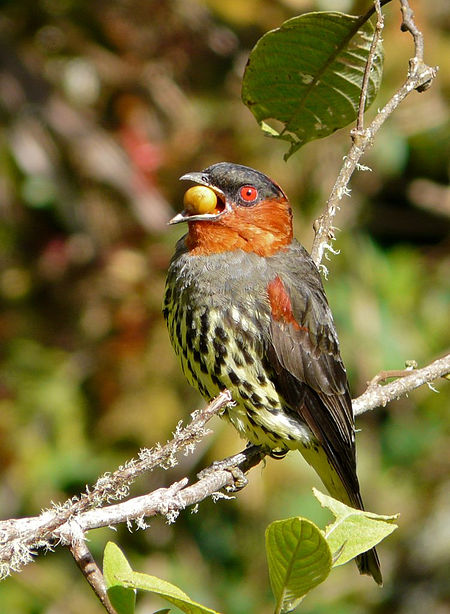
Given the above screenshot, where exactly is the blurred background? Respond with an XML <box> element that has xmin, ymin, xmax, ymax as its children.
<box><xmin>0</xmin><ymin>0</ymin><xmax>449</xmax><ymax>612</ymax></box>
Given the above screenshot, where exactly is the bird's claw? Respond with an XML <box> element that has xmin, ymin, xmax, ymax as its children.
<box><xmin>198</xmin><ymin>458</ymin><xmax>248</xmax><ymax>492</ymax></box>
<box><xmin>225</xmin><ymin>467</ymin><xmax>248</xmax><ymax>492</ymax></box>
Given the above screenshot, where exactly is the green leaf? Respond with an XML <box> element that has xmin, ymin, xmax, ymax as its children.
<box><xmin>313</xmin><ymin>488</ymin><xmax>398</xmax><ymax>567</ymax></box>
<box><xmin>103</xmin><ymin>542</ymin><xmax>136</xmax><ymax>614</ymax></box>
<box><xmin>103</xmin><ymin>542</ymin><xmax>220</xmax><ymax>614</ymax></box>
<box><xmin>266</xmin><ymin>517</ymin><xmax>332</xmax><ymax>614</ymax></box>
<box><xmin>242</xmin><ymin>11</ymin><xmax>384</xmax><ymax>158</ymax></box>
<box><xmin>123</xmin><ymin>571</ymin><xmax>222</xmax><ymax>614</ymax></box>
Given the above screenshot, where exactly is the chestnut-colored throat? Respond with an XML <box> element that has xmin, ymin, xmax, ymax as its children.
<box><xmin>186</xmin><ymin>197</ymin><xmax>293</xmax><ymax>257</ymax></box>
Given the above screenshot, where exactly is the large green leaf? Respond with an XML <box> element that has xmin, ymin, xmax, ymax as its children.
<box><xmin>266</xmin><ymin>517</ymin><xmax>331</xmax><ymax>614</ymax></box>
<box><xmin>313</xmin><ymin>489</ymin><xmax>398</xmax><ymax>567</ymax></box>
<box><xmin>242</xmin><ymin>11</ymin><xmax>384</xmax><ymax>158</ymax></box>
<box><xmin>103</xmin><ymin>542</ymin><xmax>136</xmax><ymax>614</ymax></box>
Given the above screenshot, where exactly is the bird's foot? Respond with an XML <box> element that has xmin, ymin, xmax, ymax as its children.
<box><xmin>225</xmin><ymin>467</ymin><xmax>248</xmax><ymax>492</ymax></box>
<box><xmin>197</xmin><ymin>445</ymin><xmax>267</xmax><ymax>491</ymax></box>
<box><xmin>197</xmin><ymin>458</ymin><xmax>248</xmax><ymax>491</ymax></box>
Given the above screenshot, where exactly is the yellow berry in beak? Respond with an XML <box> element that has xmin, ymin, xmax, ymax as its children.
<box><xmin>183</xmin><ymin>186</ymin><xmax>217</xmax><ymax>215</ymax></box>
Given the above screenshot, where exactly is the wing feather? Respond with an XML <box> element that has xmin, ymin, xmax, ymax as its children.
<box><xmin>267</xmin><ymin>270</ymin><xmax>361</xmax><ymax>507</ymax></box>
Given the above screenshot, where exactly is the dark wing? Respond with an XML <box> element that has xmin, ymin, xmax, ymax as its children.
<box><xmin>266</xmin><ymin>271</ymin><xmax>362</xmax><ymax>508</ymax></box>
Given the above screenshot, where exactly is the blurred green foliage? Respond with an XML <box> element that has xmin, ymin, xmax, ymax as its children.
<box><xmin>0</xmin><ymin>1</ymin><xmax>449</xmax><ymax>613</ymax></box>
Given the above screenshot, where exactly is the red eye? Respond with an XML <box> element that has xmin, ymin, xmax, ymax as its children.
<box><xmin>240</xmin><ymin>185</ymin><xmax>258</xmax><ymax>202</ymax></box>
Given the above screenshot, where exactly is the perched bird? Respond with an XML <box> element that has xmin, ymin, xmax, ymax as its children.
<box><xmin>164</xmin><ymin>162</ymin><xmax>382</xmax><ymax>584</ymax></box>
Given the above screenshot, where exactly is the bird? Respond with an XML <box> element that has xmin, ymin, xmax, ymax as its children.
<box><xmin>163</xmin><ymin>161</ymin><xmax>382</xmax><ymax>584</ymax></box>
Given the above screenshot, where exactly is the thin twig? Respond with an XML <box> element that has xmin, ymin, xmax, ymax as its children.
<box><xmin>353</xmin><ymin>353</ymin><xmax>450</xmax><ymax>415</ymax></box>
<box><xmin>368</xmin><ymin>361</ymin><xmax>418</xmax><ymax>386</ymax></box>
<box><xmin>311</xmin><ymin>0</ymin><xmax>438</xmax><ymax>268</ymax></box>
<box><xmin>67</xmin><ymin>527</ymin><xmax>118</xmax><ymax>614</ymax></box>
<box><xmin>356</xmin><ymin>0</ymin><xmax>384</xmax><ymax>132</ymax></box>
<box><xmin>400</xmin><ymin>0</ymin><xmax>423</xmax><ymax>60</ymax></box>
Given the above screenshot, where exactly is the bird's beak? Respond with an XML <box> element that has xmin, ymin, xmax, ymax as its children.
<box><xmin>179</xmin><ymin>172</ymin><xmax>209</xmax><ymax>184</ymax></box>
<box><xmin>169</xmin><ymin>171</ymin><xmax>229</xmax><ymax>225</ymax></box>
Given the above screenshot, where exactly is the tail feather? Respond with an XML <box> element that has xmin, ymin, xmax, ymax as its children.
<box><xmin>299</xmin><ymin>446</ymin><xmax>383</xmax><ymax>585</ymax></box>
<box><xmin>357</xmin><ymin>548</ymin><xmax>383</xmax><ymax>586</ymax></box>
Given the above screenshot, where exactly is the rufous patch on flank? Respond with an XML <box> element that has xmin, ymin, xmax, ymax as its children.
<box><xmin>267</xmin><ymin>275</ymin><xmax>307</xmax><ymax>332</ymax></box>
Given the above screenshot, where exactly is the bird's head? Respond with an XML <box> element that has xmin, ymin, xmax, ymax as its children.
<box><xmin>170</xmin><ymin>162</ymin><xmax>293</xmax><ymax>256</ymax></box>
